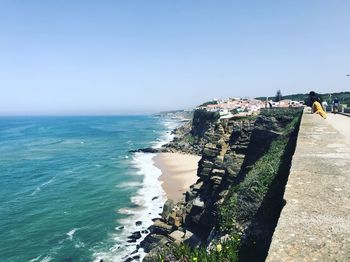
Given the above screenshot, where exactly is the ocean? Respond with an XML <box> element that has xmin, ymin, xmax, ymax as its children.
<box><xmin>0</xmin><ymin>115</ymin><xmax>180</xmax><ymax>262</ymax></box>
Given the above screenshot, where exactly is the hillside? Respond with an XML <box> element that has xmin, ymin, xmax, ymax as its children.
<box><xmin>256</xmin><ymin>91</ymin><xmax>350</xmax><ymax>106</ymax></box>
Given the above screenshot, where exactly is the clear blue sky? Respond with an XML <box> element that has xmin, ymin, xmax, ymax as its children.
<box><xmin>0</xmin><ymin>0</ymin><xmax>349</xmax><ymax>115</ymax></box>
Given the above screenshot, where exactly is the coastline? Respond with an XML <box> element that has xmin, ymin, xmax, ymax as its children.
<box><xmin>106</xmin><ymin>118</ymin><xmax>188</xmax><ymax>261</ymax></box>
<box><xmin>153</xmin><ymin>153</ymin><xmax>201</xmax><ymax>202</ymax></box>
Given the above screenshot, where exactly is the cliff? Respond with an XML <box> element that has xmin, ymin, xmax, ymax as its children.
<box><xmin>138</xmin><ymin>108</ymin><xmax>303</xmax><ymax>262</ymax></box>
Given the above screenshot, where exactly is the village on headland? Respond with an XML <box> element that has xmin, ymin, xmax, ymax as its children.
<box><xmin>156</xmin><ymin>91</ymin><xmax>350</xmax><ymax>120</ymax></box>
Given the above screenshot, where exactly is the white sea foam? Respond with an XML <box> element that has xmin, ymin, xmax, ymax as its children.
<box><xmin>93</xmin><ymin>153</ymin><xmax>166</xmax><ymax>261</ymax></box>
<box><xmin>67</xmin><ymin>228</ymin><xmax>78</xmax><ymax>240</ymax></box>
<box><xmin>115</xmin><ymin>181</ymin><xmax>142</xmax><ymax>189</ymax></box>
<box><xmin>31</xmin><ymin>186</ymin><xmax>41</xmax><ymax>196</ymax></box>
<box><xmin>40</xmin><ymin>255</ymin><xmax>53</xmax><ymax>262</ymax></box>
<box><xmin>29</xmin><ymin>255</ymin><xmax>42</xmax><ymax>262</ymax></box>
<box><xmin>74</xmin><ymin>240</ymin><xmax>85</xmax><ymax>248</ymax></box>
<box><xmin>30</xmin><ymin>176</ymin><xmax>56</xmax><ymax>196</ymax></box>
<box><xmin>92</xmin><ymin>118</ymin><xmax>182</xmax><ymax>261</ymax></box>
<box><xmin>41</xmin><ymin>176</ymin><xmax>56</xmax><ymax>187</ymax></box>
<box><xmin>118</xmin><ymin>208</ymin><xmax>137</xmax><ymax>215</ymax></box>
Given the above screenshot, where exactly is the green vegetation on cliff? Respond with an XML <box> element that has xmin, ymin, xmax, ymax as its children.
<box><xmin>219</xmin><ymin>113</ymin><xmax>301</xmax><ymax>233</ymax></box>
<box><xmin>198</xmin><ymin>100</ymin><xmax>219</xmax><ymax>107</ymax></box>
<box><xmin>256</xmin><ymin>91</ymin><xmax>350</xmax><ymax>106</ymax></box>
<box><xmin>157</xmin><ymin>108</ymin><xmax>302</xmax><ymax>262</ymax></box>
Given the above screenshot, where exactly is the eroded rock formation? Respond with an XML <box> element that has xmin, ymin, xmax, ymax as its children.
<box><xmin>129</xmin><ymin>108</ymin><xmax>302</xmax><ymax>262</ymax></box>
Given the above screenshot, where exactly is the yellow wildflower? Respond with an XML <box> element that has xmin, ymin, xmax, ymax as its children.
<box><xmin>216</xmin><ymin>243</ymin><xmax>222</xmax><ymax>252</ymax></box>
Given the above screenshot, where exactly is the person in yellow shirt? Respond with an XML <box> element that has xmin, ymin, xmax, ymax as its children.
<box><xmin>312</xmin><ymin>100</ymin><xmax>327</xmax><ymax>119</ymax></box>
<box><xmin>308</xmin><ymin>91</ymin><xmax>327</xmax><ymax>119</ymax></box>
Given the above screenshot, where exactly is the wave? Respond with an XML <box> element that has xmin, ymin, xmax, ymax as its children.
<box><xmin>93</xmin><ymin>153</ymin><xmax>166</xmax><ymax>261</ymax></box>
<box><xmin>30</xmin><ymin>176</ymin><xmax>57</xmax><ymax>196</ymax></box>
<box><xmin>92</xmin><ymin>117</ymin><xmax>181</xmax><ymax>261</ymax></box>
<box><xmin>40</xmin><ymin>256</ymin><xmax>53</xmax><ymax>262</ymax></box>
<box><xmin>29</xmin><ymin>254</ymin><xmax>53</xmax><ymax>262</ymax></box>
<box><xmin>66</xmin><ymin>228</ymin><xmax>78</xmax><ymax>241</ymax></box>
<box><xmin>29</xmin><ymin>255</ymin><xmax>42</xmax><ymax>262</ymax></box>
<box><xmin>115</xmin><ymin>181</ymin><xmax>142</xmax><ymax>189</ymax></box>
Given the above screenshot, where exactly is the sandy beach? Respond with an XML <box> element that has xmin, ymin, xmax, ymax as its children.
<box><xmin>153</xmin><ymin>153</ymin><xmax>201</xmax><ymax>202</ymax></box>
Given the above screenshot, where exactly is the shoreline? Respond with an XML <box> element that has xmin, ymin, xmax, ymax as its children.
<box><xmin>153</xmin><ymin>152</ymin><xmax>201</xmax><ymax>202</ymax></box>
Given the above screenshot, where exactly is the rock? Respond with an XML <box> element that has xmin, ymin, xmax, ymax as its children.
<box><xmin>117</xmin><ymin>226</ymin><xmax>124</xmax><ymax>230</ymax></box>
<box><xmin>152</xmin><ymin>196</ymin><xmax>159</xmax><ymax>201</ymax></box>
<box><xmin>214</xmin><ymin>157</ymin><xmax>225</xmax><ymax>169</ymax></box>
<box><xmin>161</xmin><ymin>199</ymin><xmax>174</xmax><ymax>221</ymax></box>
<box><xmin>168</xmin><ymin>230</ymin><xmax>186</xmax><ymax>244</ymax></box>
<box><xmin>128</xmin><ymin>231</ymin><xmax>142</xmax><ymax>241</ymax></box>
<box><xmin>127</xmin><ymin>239</ymin><xmax>136</xmax><ymax>243</ymax></box>
<box><xmin>191</xmin><ymin>181</ymin><xmax>203</xmax><ymax>191</ymax></box>
<box><xmin>129</xmin><ymin>147</ymin><xmax>166</xmax><ymax>153</ymax></box>
<box><xmin>211</xmin><ymin>168</ymin><xmax>225</xmax><ymax>176</ymax></box>
<box><xmin>210</xmin><ymin>175</ymin><xmax>223</xmax><ymax>185</ymax></box>
<box><xmin>149</xmin><ymin>219</ymin><xmax>174</xmax><ymax>235</ymax></box>
<box><xmin>185</xmin><ymin>190</ymin><xmax>197</xmax><ymax>202</ymax></box>
<box><xmin>135</xmin><ymin>221</ymin><xmax>142</xmax><ymax>226</ymax></box>
<box><xmin>143</xmin><ymin>247</ymin><xmax>172</xmax><ymax>262</ymax></box>
<box><xmin>173</xmin><ymin>216</ymin><xmax>182</xmax><ymax>227</ymax></box>
<box><xmin>199</xmin><ymin>167</ymin><xmax>212</xmax><ymax>177</ymax></box>
<box><xmin>202</xmin><ymin>147</ymin><xmax>218</xmax><ymax>157</ymax></box>
<box><xmin>183</xmin><ymin>231</ymin><xmax>202</xmax><ymax>248</ymax></box>
<box><xmin>140</xmin><ymin>234</ymin><xmax>170</xmax><ymax>253</ymax></box>
<box><xmin>192</xmin><ymin>197</ymin><xmax>205</xmax><ymax>208</ymax></box>
<box><xmin>201</xmin><ymin>159</ymin><xmax>214</xmax><ymax>169</ymax></box>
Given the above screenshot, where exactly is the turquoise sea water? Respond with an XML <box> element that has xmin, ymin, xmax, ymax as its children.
<box><xmin>0</xmin><ymin>116</ymin><xmax>177</xmax><ymax>262</ymax></box>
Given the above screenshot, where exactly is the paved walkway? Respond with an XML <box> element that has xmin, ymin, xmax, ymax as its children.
<box><xmin>267</xmin><ymin>112</ymin><xmax>350</xmax><ymax>262</ymax></box>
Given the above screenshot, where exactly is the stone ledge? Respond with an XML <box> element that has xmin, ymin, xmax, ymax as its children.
<box><xmin>266</xmin><ymin>113</ymin><xmax>350</xmax><ymax>262</ymax></box>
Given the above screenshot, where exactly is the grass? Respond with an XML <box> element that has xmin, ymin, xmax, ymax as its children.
<box><xmin>156</xmin><ymin>235</ymin><xmax>240</xmax><ymax>262</ymax></box>
<box><xmin>219</xmin><ymin>114</ymin><xmax>300</xmax><ymax>234</ymax></box>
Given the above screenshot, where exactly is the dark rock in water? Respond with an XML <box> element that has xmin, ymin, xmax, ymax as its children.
<box><xmin>127</xmin><ymin>239</ymin><xmax>137</xmax><ymax>243</ymax></box>
<box><xmin>129</xmin><ymin>147</ymin><xmax>166</xmax><ymax>153</ymax></box>
<box><xmin>128</xmin><ymin>231</ymin><xmax>142</xmax><ymax>241</ymax></box>
<box><xmin>130</xmin><ymin>249</ymin><xmax>138</xmax><ymax>255</ymax></box>
<box><xmin>141</xmin><ymin>230</ymin><xmax>149</xmax><ymax>234</ymax></box>
<box><xmin>99</xmin><ymin>260</ymin><xmax>104</xmax><ymax>262</ymax></box>
<box><xmin>117</xmin><ymin>226</ymin><xmax>124</xmax><ymax>230</ymax></box>
<box><xmin>135</xmin><ymin>221</ymin><xmax>142</xmax><ymax>226</ymax></box>
<box><xmin>124</xmin><ymin>258</ymin><xmax>133</xmax><ymax>262</ymax></box>
<box><xmin>133</xmin><ymin>255</ymin><xmax>140</xmax><ymax>260</ymax></box>
<box><xmin>152</xmin><ymin>196</ymin><xmax>159</xmax><ymax>201</ymax></box>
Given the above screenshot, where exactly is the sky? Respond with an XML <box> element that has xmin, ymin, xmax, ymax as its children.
<box><xmin>0</xmin><ymin>0</ymin><xmax>349</xmax><ymax>115</ymax></box>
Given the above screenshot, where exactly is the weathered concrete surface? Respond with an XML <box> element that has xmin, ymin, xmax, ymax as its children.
<box><xmin>267</xmin><ymin>112</ymin><xmax>350</xmax><ymax>262</ymax></box>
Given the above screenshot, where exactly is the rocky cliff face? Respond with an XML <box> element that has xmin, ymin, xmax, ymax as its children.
<box><xmin>131</xmin><ymin>109</ymin><xmax>219</xmax><ymax>155</ymax></box>
<box><xmin>163</xmin><ymin>109</ymin><xmax>220</xmax><ymax>155</ymax></box>
<box><xmin>139</xmin><ymin>108</ymin><xmax>302</xmax><ymax>262</ymax></box>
